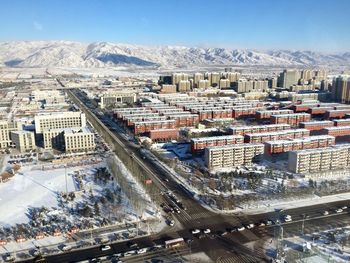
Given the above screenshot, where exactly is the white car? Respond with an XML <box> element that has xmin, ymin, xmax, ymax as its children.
<box><xmin>237</xmin><ymin>226</ymin><xmax>245</xmax><ymax>232</ymax></box>
<box><xmin>191</xmin><ymin>229</ymin><xmax>201</xmax><ymax>235</ymax></box>
<box><xmin>336</xmin><ymin>208</ymin><xmax>343</xmax><ymax>213</ymax></box>
<box><xmin>203</xmin><ymin>228</ymin><xmax>211</xmax><ymax>234</ymax></box>
<box><xmin>137</xmin><ymin>248</ymin><xmax>147</xmax><ymax>254</ymax></box>
<box><xmin>62</xmin><ymin>245</ymin><xmax>72</xmax><ymax>251</ymax></box>
<box><xmin>284</xmin><ymin>215</ymin><xmax>292</xmax><ymax>222</ymax></box>
<box><xmin>323</xmin><ymin>210</ymin><xmax>329</xmax><ymax>216</ymax></box>
<box><xmin>342</xmin><ymin>206</ymin><xmax>348</xmax><ymax>210</ymax></box>
<box><xmin>246</xmin><ymin>223</ymin><xmax>255</xmax><ymax>229</ymax></box>
<box><xmin>100</xmin><ymin>245</ymin><xmax>111</xmax><ymax>251</ymax></box>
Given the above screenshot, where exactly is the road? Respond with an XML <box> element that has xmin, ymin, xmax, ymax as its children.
<box><xmin>18</xmin><ymin>87</ymin><xmax>350</xmax><ymax>263</ymax></box>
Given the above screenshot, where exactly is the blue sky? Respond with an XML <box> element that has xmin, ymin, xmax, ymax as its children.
<box><xmin>1</xmin><ymin>0</ymin><xmax>350</xmax><ymax>51</ymax></box>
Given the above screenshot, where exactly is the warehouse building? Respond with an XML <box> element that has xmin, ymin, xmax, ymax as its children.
<box><xmin>288</xmin><ymin>144</ymin><xmax>350</xmax><ymax>174</ymax></box>
<box><xmin>204</xmin><ymin>143</ymin><xmax>264</xmax><ymax>170</ymax></box>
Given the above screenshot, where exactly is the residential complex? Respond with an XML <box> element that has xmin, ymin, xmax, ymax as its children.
<box><xmin>204</xmin><ymin>144</ymin><xmax>264</xmax><ymax>169</ymax></box>
<box><xmin>288</xmin><ymin>144</ymin><xmax>350</xmax><ymax>173</ymax></box>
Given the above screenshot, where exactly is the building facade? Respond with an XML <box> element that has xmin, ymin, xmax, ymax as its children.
<box><xmin>204</xmin><ymin>143</ymin><xmax>264</xmax><ymax>170</ymax></box>
<box><xmin>34</xmin><ymin>111</ymin><xmax>87</xmax><ymax>134</ymax></box>
<box><xmin>288</xmin><ymin>144</ymin><xmax>350</xmax><ymax>174</ymax></box>
<box><xmin>10</xmin><ymin>130</ymin><xmax>36</xmax><ymax>152</ymax></box>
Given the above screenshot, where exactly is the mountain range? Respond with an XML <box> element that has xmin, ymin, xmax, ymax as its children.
<box><xmin>0</xmin><ymin>41</ymin><xmax>349</xmax><ymax>68</ymax></box>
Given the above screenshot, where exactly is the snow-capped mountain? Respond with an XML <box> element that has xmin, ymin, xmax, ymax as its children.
<box><xmin>0</xmin><ymin>41</ymin><xmax>349</xmax><ymax>68</ymax></box>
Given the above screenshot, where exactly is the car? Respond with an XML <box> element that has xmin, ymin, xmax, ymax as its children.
<box><xmin>273</xmin><ymin>219</ymin><xmax>281</xmax><ymax>225</ymax></box>
<box><xmin>203</xmin><ymin>228</ymin><xmax>211</xmax><ymax>234</ymax></box>
<box><xmin>185</xmin><ymin>238</ymin><xmax>193</xmax><ymax>244</ymax></box>
<box><xmin>127</xmin><ymin>241</ymin><xmax>138</xmax><ymax>248</ymax></box>
<box><xmin>174</xmin><ymin>207</ymin><xmax>180</xmax><ymax>214</ymax></box>
<box><xmin>100</xmin><ymin>245</ymin><xmax>111</xmax><ymax>251</ymax></box>
<box><xmin>62</xmin><ymin>245</ymin><xmax>72</xmax><ymax>251</ymax></box>
<box><xmin>266</xmin><ymin>220</ymin><xmax>273</xmax><ymax>226</ymax></box>
<box><xmin>258</xmin><ymin>221</ymin><xmax>266</xmax><ymax>227</ymax></box>
<box><xmin>137</xmin><ymin>248</ymin><xmax>147</xmax><ymax>254</ymax></box>
<box><xmin>283</xmin><ymin>215</ymin><xmax>292</xmax><ymax>222</ymax></box>
<box><xmin>3</xmin><ymin>254</ymin><xmax>15</xmax><ymax>262</ymax></box>
<box><xmin>167</xmin><ymin>220</ymin><xmax>175</xmax><ymax>227</ymax></box>
<box><xmin>335</xmin><ymin>208</ymin><xmax>343</xmax><ymax>213</ymax></box>
<box><xmin>191</xmin><ymin>229</ymin><xmax>201</xmax><ymax>235</ymax></box>
<box><xmin>245</xmin><ymin>223</ymin><xmax>255</xmax><ymax>229</ymax></box>
<box><xmin>237</xmin><ymin>226</ymin><xmax>245</xmax><ymax>232</ymax></box>
<box><xmin>323</xmin><ymin>210</ymin><xmax>329</xmax><ymax>216</ymax></box>
<box><xmin>342</xmin><ymin>206</ymin><xmax>348</xmax><ymax>210</ymax></box>
<box><xmin>217</xmin><ymin>230</ymin><xmax>228</xmax><ymax>236</ymax></box>
<box><xmin>123</xmin><ymin>250</ymin><xmax>137</xmax><ymax>257</ymax></box>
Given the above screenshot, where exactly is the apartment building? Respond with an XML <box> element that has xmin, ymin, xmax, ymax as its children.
<box><xmin>321</xmin><ymin>126</ymin><xmax>350</xmax><ymax>137</ymax></box>
<box><xmin>244</xmin><ymin>129</ymin><xmax>310</xmax><ymax>143</ymax></box>
<box><xmin>10</xmin><ymin>130</ymin><xmax>36</xmax><ymax>152</ymax></box>
<box><xmin>34</xmin><ymin>111</ymin><xmax>86</xmax><ymax>134</ymax></box>
<box><xmin>204</xmin><ymin>143</ymin><xmax>264</xmax><ymax>170</ymax></box>
<box><xmin>191</xmin><ymin>135</ymin><xmax>244</xmax><ymax>153</ymax></box>
<box><xmin>270</xmin><ymin>113</ymin><xmax>311</xmax><ymax>126</ymax></box>
<box><xmin>288</xmin><ymin>144</ymin><xmax>350</xmax><ymax>174</ymax></box>
<box><xmin>299</xmin><ymin>120</ymin><xmax>334</xmax><ymax>131</ymax></box>
<box><xmin>255</xmin><ymin>109</ymin><xmax>294</xmax><ymax>120</ymax></box>
<box><xmin>264</xmin><ymin>135</ymin><xmax>335</xmax><ymax>154</ymax></box>
<box><xmin>229</xmin><ymin>124</ymin><xmax>291</xmax><ymax>136</ymax></box>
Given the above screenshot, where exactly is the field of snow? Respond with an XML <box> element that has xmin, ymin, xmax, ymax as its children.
<box><xmin>0</xmin><ymin>166</ymin><xmax>76</xmax><ymax>226</ymax></box>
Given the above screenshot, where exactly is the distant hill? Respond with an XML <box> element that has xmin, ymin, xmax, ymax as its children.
<box><xmin>0</xmin><ymin>41</ymin><xmax>349</xmax><ymax>68</ymax></box>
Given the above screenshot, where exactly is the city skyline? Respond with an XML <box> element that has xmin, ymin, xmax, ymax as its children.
<box><xmin>1</xmin><ymin>0</ymin><xmax>350</xmax><ymax>52</ymax></box>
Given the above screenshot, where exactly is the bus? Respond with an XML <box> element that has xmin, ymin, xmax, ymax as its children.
<box><xmin>164</xmin><ymin>238</ymin><xmax>185</xmax><ymax>249</ymax></box>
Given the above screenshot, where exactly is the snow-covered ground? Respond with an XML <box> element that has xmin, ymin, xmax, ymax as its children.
<box><xmin>0</xmin><ymin>165</ymin><xmax>76</xmax><ymax>226</ymax></box>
